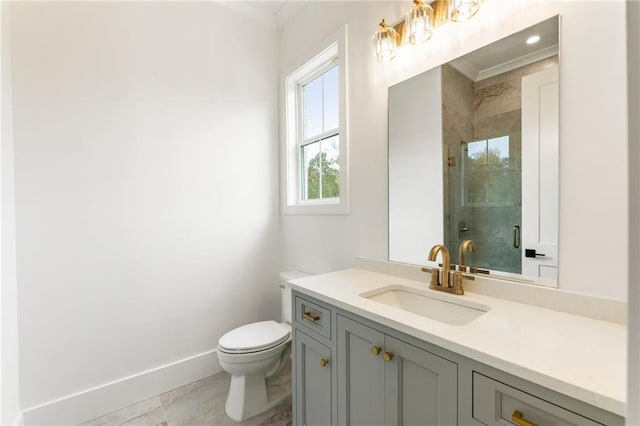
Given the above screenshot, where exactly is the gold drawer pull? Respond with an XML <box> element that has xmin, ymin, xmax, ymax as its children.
<box><xmin>303</xmin><ymin>312</ymin><xmax>320</xmax><ymax>321</ymax></box>
<box><xmin>512</xmin><ymin>410</ymin><xmax>537</xmax><ymax>426</ymax></box>
<box><xmin>371</xmin><ymin>346</ymin><xmax>381</xmax><ymax>356</ymax></box>
<box><xmin>320</xmin><ymin>358</ymin><xmax>329</xmax><ymax>367</ymax></box>
<box><xmin>383</xmin><ymin>352</ymin><xmax>394</xmax><ymax>362</ymax></box>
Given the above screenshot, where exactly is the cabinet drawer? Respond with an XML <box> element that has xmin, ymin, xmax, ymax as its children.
<box><xmin>294</xmin><ymin>296</ymin><xmax>332</xmax><ymax>341</ymax></box>
<box><xmin>472</xmin><ymin>372</ymin><xmax>602</xmax><ymax>426</ymax></box>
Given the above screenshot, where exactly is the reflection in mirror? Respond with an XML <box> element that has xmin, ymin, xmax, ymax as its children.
<box><xmin>389</xmin><ymin>16</ymin><xmax>560</xmax><ymax>286</ymax></box>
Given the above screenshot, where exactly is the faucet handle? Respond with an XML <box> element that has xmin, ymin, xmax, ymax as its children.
<box><xmin>458</xmin><ymin>271</ymin><xmax>475</xmax><ymax>281</ymax></box>
<box><xmin>421</xmin><ymin>267</ymin><xmax>441</xmax><ymax>286</ymax></box>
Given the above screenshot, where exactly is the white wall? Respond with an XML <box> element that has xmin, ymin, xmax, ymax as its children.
<box><xmin>627</xmin><ymin>0</ymin><xmax>639</xmax><ymax>422</ymax></box>
<box><xmin>10</xmin><ymin>1</ymin><xmax>280</xmax><ymax>418</ymax></box>
<box><xmin>279</xmin><ymin>1</ymin><xmax>629</xmax><ymax>301</ymax></box>
<box><xmin>279</xmin><ymin>2</ymin><xmax>393</xmax><ymax>275</ymax></box>
<box><xmin>1</xmin><ymin>1</ymin><xmax>21</xmax><ymax>425</ymax></box>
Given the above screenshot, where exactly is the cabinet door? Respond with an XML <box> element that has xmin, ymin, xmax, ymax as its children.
<box><xmin>294</xmin><ymin>329</ymin><xmax>332</xmax><ymax>426</ymax></box>
<box><xmin>384</xmin><ymin>336</ymin><xmax>458</xmax><ymax>426</ymax></box>
<box><xmin>337</xmin><ymin>315</ymin><xmax>386</xmax><ymax>426</ymax></box>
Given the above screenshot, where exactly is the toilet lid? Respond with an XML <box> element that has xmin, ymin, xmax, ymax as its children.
<box><xmin>218</xmin><ymin>320</ymin><xmax>290</xmax><ymax>352</ymax></box>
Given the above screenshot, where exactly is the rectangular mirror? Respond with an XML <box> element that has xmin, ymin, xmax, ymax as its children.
<box><xmin>389</xmin><ymin>16</ymin><xmax>559</xmax><ymax>286</ymax></box>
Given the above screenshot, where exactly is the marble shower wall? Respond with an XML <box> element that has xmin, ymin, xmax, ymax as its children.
<box><xmin>474</xmin><ymin>56</ymin><xmax>559</xmax><ymax>139</ymax></box>
<box><xmin>442</xmin><ymin>64</ymin><xmax>474</xmax><ymax>259</ymax></box>
<box><xmin>442</xmin><ymin>56</ymin><xmax>559</xmax><ymax>273</ymax></box>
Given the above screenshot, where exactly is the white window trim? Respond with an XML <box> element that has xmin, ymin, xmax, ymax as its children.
<box><xmin>282</xmin><ymin>25</ymin><xmax>349</xmax><ymax>215</ymax></box>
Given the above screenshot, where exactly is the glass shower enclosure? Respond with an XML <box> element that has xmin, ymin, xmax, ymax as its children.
<box><xmin>445</xmin><ymin>133</ymin><xmax>522</xmax><ymax>274</ymax></box>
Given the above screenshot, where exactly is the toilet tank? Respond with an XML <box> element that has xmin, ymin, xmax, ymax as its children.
<box><xmin>280</xmin><ymin>271</ymin><xmax>311</xmax><ymax>323</ymax></box>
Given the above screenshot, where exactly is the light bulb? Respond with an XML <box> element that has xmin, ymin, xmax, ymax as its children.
<box><xmin>526</xmin><ymin>35</ymin><xmax>541</xmax><ymax>45</ymax></box>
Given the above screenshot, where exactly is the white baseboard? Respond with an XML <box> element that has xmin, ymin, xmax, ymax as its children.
<box><xmin>21</xmin><ymin>349</ymin><xmax>222</xmax><ymax>426</ymax></box>
<box><xmin>13</xmin><ymin>412</ymin><xmax>24</xmax><ymax>426</ymax></box>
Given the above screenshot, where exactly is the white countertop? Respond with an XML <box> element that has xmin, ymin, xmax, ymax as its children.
<box><xmin>289</xmin><ymin>268</ymin><xmax>626</xmax><ymax>416</ymax></box>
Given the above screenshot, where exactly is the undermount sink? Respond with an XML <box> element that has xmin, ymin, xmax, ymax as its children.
<box><xmin>360</xmin><ymin>285</ymin><xmax>490</xmax><ymax>326</ymax></box>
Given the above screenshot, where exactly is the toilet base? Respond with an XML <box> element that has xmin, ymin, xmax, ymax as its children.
<box><xmin>225</xmin><ymin>373</ymin><xmax>287</xmax><ymax>422</ymax></box>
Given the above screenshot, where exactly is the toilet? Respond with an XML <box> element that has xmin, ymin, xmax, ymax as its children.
<box><xmin>217</xmin><ymin>271</ymin><xmax>309</xmax><ymax>422</ymax></box>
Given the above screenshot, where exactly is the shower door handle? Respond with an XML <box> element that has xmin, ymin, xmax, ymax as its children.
<box><xmin>513</xmin><ymin>225</ymin><xmax>520</xmax><ymax>248</ymax></box>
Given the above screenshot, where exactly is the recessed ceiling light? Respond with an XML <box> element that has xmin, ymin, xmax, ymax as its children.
<box><xmin>526</xmin><ymin>35</ymin><xmax>541</xmax><ymax>45</ymax></box>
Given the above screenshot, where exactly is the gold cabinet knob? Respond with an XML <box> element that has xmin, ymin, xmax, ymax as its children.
<box><xmin>512</xmin><ymin>410</ymin><xmax>537</xmax><ymax>426</ymax></box>
<box><xmin>383</xmin><ymin>352</ymin><xmax>394</xmax><ymax>362</ymax></box>
<box><xmin>320</xmin><ymin>358</ymin><xmax>329</xmax><ymax>368</ymax></box>
<box><xmin>371</xmin><ymin>346</ymin><xmax>381</xmax><ymax>356</ymax></box>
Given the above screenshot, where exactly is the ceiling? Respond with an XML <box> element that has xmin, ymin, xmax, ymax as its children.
<box><xmin>248</xmin><ymin>1</ymin><xmax>289</xmax><ymax>16</ymax></box>
<box><xmin>449</xmin><ymin>16</ymin><xmax>559</xmax><ymax>81</ymax></box>
<box><xmin>219</xmin><ymin>0</ymin><xmax>301</xmax><ymax>29</ymax></box>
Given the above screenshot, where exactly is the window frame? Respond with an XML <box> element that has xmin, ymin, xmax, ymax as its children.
<box><xmin>282</xmin><ymin>26</ymin><xmax>349</xmax><ymax>215</ymax></box>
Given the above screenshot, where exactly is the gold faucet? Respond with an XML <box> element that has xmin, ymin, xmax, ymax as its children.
<box><xmin>422</xmin><ymin>244</ymin><xmax>474</xmax><ymax>295</ymax></box>
<box><xmin>428</xmin><ymin>244</ymin><xmax>451</xmax><ymax>287</ymax></box>
<box><xmin>458</xmin><ymin>240</ymin><xmax>476</xmax><ymax>272</ymax></box>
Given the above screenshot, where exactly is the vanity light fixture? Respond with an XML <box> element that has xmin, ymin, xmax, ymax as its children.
<box><xmin>374</xmin><ymin>0</ymin><xmax>482</xmax><ymax>63</ymax></box>
<box><xmin>406</xmin><ymin>0</ymin><xmax>434</xmax><ymax>44</ymax></box>
<box><xmin>373</xmin><ymin>19</ymin><xmax>400</xmax><ymax>63</ymax></box>
<box><xmin>450</xmin><ymin>0</ymin><xmax>480</xmax><ymax>22</ymax></box>
<box><xmin>526</xmin><ymin>35</ymin><xmax>541</xmax><ymax>45</ymax></box>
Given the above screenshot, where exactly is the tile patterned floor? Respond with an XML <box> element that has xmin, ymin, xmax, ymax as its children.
<box><xmin>79</xmin><ymin>361</ymin><xmax>292</xmax><ymax>426</ymax></box>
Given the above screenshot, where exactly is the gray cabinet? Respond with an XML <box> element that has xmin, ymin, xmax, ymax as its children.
<box><xmin>294</xmin><ymin>329</ymin><xmax>332</xmax><ymax>426</ymax></box>
<box><xmin>336</xmin><ymin>315</ymin><xmax>385</xmax><ymax>425</ymax></box>
<box><xmin>337</xmin><ymin>315</ymin><xmax>457</xmax><ymax>426</ymax></box>
<box><xmin>291</xmin><ymin>290</ymin><xmax>623</xmax><ymax>426</ymax></box>
<box><xmin>384</xmin><ymin>335</ymin><xmax>457</xmax><ymax>425</ymax></box>
<box><xmin>473</xmin><ymin>371</ymin><xmax>598</xmax><ymax>425</ymax></box>
<box><xmin>471</xmin><ymin>371</ymin><xmax>620</xmax><ymax>426</ymax></box>
<box><xmin>295</xmin><ymin>295</ymin><xmax>332</xmax><ymax>341</ymax></box>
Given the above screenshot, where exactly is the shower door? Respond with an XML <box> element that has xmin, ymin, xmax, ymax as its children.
<box><xmin>446</xmin><ymin>134</ymin><xmax>522</xmax><ymax>274</ymax></box>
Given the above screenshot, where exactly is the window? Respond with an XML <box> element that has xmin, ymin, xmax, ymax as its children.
<box><xmin>283</xmin><ymin>27</ymin><xmax>348</xmax><ymax>214</ymax></box>
<box><xmin>462</xmin><ymin>135</ymin><xmax>520</xmax><ymax>206</ymax></box>
<box><xmin>300</xmin><ymin>65</ymin><xmax>339</xmax><ymax>201</ymax></box>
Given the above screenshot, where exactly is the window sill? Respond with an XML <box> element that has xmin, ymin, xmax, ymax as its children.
<box><xmin>283</xmin><ymin>199</ymin><xmax>349</xmax><ymax>215</ymax></box>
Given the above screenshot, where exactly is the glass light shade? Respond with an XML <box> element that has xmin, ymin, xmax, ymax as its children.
<box><xmin>450</xmin><ymin>0</ymin><xmax>480</xmax><ymax>22</ymax></box>
<box><xmin>405</xmin><ymin>0</ymin><xmax>434</xmax><ymax>44</ymax></box>
<box><xmin>373</xmin><ymin>20</ymin><xmax>399</xmax><ymax>63</ymax></box>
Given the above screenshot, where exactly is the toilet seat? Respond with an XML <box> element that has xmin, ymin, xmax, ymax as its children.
<box><xmin>218</xmin><ymin>320</ymin><xmax>290</xmax><ymax>354</ymax></box>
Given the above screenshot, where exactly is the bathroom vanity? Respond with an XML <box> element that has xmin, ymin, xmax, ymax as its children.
<box><xmin>288</xmin><ymin>268</ymin><xmax>625</xmax><ymax>426</ymax></box>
